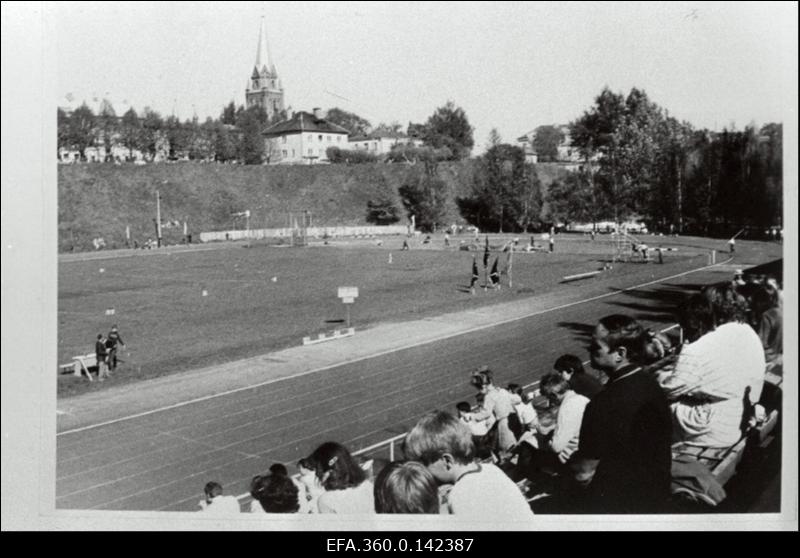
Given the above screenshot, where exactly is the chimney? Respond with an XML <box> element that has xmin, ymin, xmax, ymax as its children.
<box><xmin>313</xmin><ymin>107</ymin><xmax>322</xmax><ymax>119</ymax></box>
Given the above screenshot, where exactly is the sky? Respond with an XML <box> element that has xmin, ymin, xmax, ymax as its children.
<box><xmin>51</xmin><ymin>1</ymin><xmax>798</xmax><ymax>152</ymax></box>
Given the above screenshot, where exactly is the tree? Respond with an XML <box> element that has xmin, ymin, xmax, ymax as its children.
<box><xmin>120</xmin><ymin>107</ymin><xmax>143</xmax><ymax>160</ymax></box>
<box><xmin>545</xmin><ymin>168</ymin><xmax>598</xmax><ymax>226</ymax></box>
<box><xmin>57</xmin><ymin>107</ymin><xmax>70</xmax><ymax>153</ymax></box>
<box><xmin>531</xmin><ymin>125</ymin><xmax>564</xmax><ymax>162</ymax></box>
<box><xmin>164</xmin><ymin>115</ymin><xmax>188</xmax><ymax>159</ymax></box>
<box><xmin>140</xmin><ymin>107</ymin><xmax>164</xmax><ymax>160</ymax></box>
<box><xmin>456</xmin><ymin>144</ymin><xmax>542</xmax><ymax>232</ymax></box>
<box><xmin>235</xmin><ymin>105</ymin><xmax>267</xmax><ymax>164</ymax></box>
<box><xmin>66</xmin><ymin>103</ymin><xmax>96</xmax><ymax>160</ymax></box>
<box><xmin>325</xmin><ymin>107</ymin><xmax>371</xmax><ymax>136</ymax></box>
<box><xmin>213</xmin><ymin>122</ymin><xmax>237</xmax><ymax>162</ymax></box>
<box><xmin>423</xmin><ymin>101</ymin><xmax>474</xmax><ymax>160</ymax></box>
<box><xmin>97</xmin><ymin>99</ymin><xmax>117</xmax><ymax>161</ymax></box>
<box><xmin>220</xmin><ymin>101</ymin><xmax>237</xmax><ymax>125</ymax></box>
<box><xmin>398</xmin><ymin>172</ymin><xmax>448</xmax><ymax>232</ymax></box>
<box><xmin>365</xmin><ymin>197</ymin><xmax>401</xmax><ymax>225</ymax></box>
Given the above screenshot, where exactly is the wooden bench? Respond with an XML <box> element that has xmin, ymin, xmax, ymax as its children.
<box><xmin>58</xmin><ymin>353</ymin><xmax>97</xmax><ymax>381</ymax></box>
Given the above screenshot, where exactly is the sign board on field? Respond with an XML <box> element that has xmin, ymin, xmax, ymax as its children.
<box><xmin>338</xmin><ymin>286</ymin><xmax>359</xmax><ymax>304</ymax></box>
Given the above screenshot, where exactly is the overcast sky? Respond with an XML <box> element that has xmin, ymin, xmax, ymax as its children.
<box><xmin>52</xmin><ymin>1</ymin><xmax>797</xmax><ymax>152</ymax></box>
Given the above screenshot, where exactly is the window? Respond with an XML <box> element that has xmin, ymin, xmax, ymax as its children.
<box><xmin>309</xmin><ymin>135</ymin><xmax>313</xmax><ymax>141</ymax></box>
<box><xmin>292</xmin><ymin>149</ymin><xmax>295</xmax><ymax>157</ymax></box>
<box><xmin>337</xmin><ymin>136</ymin><xmax>341</xmax><ymax>142</ymax></box>
<box><xmin>373</xmin><ymin>142</ymin><xmax>378</xmax><ymax>151</ymax></box>
<box><xmin>318</xmin><ymin>135</ymin><xmax>323</xmax><ymax>141</ymax></box>
<box><xmin>327</xmin><ymin>136</ymin><xmax>331</xmax><ymax>141</ymax></box>
<box><xmin>282</xmin><ymin>150</ymin><xmax>287</xmax><ymax>157</ymax></box>
<box><xmin>282</xmin><ymin>136</ymin><xmax>287</xmax><ymax>143</ymax></box>
<box><xmin>308</xmin><ymin>148</ymin><xmax>313</xmax><ymax>155</ymax></box>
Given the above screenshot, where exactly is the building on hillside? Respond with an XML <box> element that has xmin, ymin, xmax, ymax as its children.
<box><xmin>245</xmin><ymin>17</ymin><xmax>285</xmax><ymax>121</ymax></box>
<box><xmin>262</xmin><ymin>108</ymin><xmax>350</xmax><ymax>164</ymax></box>
<box><xmin>348</xmin><ymin>129</ymin><xmax>423</xmax><ymax>156</ymax></box>
<box><xmin>515</xmin><ymin>132</ymin><xmax>539</xmax><ymax>164</ymax></box>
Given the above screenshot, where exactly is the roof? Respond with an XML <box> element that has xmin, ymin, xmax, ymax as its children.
<box><xmin>263</xmin><ymin>111</ymin><xmax>350</xmax><ymax>136</ymax></box>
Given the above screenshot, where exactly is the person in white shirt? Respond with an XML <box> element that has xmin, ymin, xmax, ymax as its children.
<box><xmin>403</xmin><ymin>411</ymin><xmax>533</xmax><ymax>521</ymax></box>
<box><xmin>538</xmin><ymin>374</ymin><xmax>589</xmax><ymax>464</ymax></box>
<box><xmin>301</xmin><ymin>442</ymin><xmax>374</xmax><ymax>514</ymax></box>
<box><xmin>658</xmin><ymin>284</ymin><xmax>766</xmax><ymax>448</ymax></box>
<box><xmin>199</xmin><ymin>481</ymin><xmax>241</xmax><ymax>514</ymax></box>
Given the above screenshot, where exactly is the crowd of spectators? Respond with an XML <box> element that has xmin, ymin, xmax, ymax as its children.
<box><xmin>198</xmin><ymin>272</ymin><xmax>781</xmax><ymax>517</ymax></box>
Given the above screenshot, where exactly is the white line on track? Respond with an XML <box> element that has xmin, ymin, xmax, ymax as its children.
<box><xmin>58</xmin><ymin>257</ymin><xmax>731</xmax><ymax>437</ymax></box>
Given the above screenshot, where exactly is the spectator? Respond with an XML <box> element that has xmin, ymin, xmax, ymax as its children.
<box><xmin>249</xmin><ymin>469</ymin><xmax>301</xmax><ymax>514</ymax></box>
<box><xmin>106</xmin><ymin>325</ymin><xmax>125</xmax><ymax>372</ymax></box>
<box><xmin>95</xmin><ymin>333</ymin><xmax>109</xmax><ymax>381</ymax></box>
<box><xmin>302</xmin><ymin>442</ymin><xmax>374</xmax><ymax>514</ymax></box>
<box><xmin>507</xmin><ymin>383</ymin><xmax>539</xmax><ymax>439</ymax></box>
<box><xmin>297</xmin><ymin>457</ymin><xmax>325</xmax><ymax>513</ymax></box>
<box><xmin>249</xmin><ymin>464</ymin><xmax>308</xmax><ymax>513</ymax></box>
<box><xmin>469</xmin><ymin>368</ymin><xmax>518</xmax><ymax>456</ymax></box>
<box><xmin>456</xmin><ymin>401</ymin><xmax>494</xmax><ymax>460</ymax></box>
<box><xmin>374</xmin><ymin>461</ymin><xmax>440</xmax><ymax>514</ymax></box>
<box><xmin>553</xmin><ymin>354</ymin><xmax>603</xmax><ymax>399</ymax></box>
<box><xmin>572</xmin><ymin>315</ymin><xmax>672</xmax><ymax>513</ymax></box>
<box><xmin>199</xmin><ymin>481</ymin><xmax>240</xmax><ymax>514</ymax></box>
<box><xmin>642</xmin><ymin>329</ymin><xmax>673</xmax><ymax>364</ymax></box>
<box><xmin>538</xmin><ymin>373</ymin><xmax>590</xmax><ymax>466</ymax></box>
<box><xmin>403</xmin><ymin>411</ymin><xmax>533</xmax><ymax>520</ymax></box>
<box><xmin>748</xmin><ymin>282</ymin><xmax>782</xmax><ymax>374</ymax></box>
<box><xmin>658</xmin><ymin>285</ymin><xmax>766</xmax><ymax>447</ymax></box>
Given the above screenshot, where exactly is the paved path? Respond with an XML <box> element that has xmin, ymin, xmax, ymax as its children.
<box><xmin>55</xmin><ymin>255</ymin><xmax>765</xmax><ymax>511</ymax></box>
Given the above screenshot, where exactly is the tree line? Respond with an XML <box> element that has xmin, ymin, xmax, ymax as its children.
<box><xmin>59</xmin><ymin>89</ymin><xmax>782</xmax><ymax>236</ymax></box>
<box><xmin>547</xmin><ymin>87</ymin><xmax>782</xmax><ymax>235</ymax></box>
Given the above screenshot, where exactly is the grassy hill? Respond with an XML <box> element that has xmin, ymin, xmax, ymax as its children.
<box><xmin>58</xmin><ymin>161</ymin><xmax>568</xmax><ymax>252</ymax></box>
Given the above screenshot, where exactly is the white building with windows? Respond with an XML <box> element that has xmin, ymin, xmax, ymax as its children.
<box><xmin>348</xmin><ymin>130</ymin><xmax>422</xmax><ymax>156</ymax></box>
<box><xmin>262</xmin><ymin>108</ymin><xmax>350</xmax><ymax>164</ymax></box>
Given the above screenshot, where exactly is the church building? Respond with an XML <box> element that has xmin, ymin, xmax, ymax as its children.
<box><xmin>245</xmin><ymin>18</ymin><xmax>285</xmax><ymax>121</ymax></box>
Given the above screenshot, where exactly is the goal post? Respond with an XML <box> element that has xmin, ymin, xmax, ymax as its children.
<box><xmin>288</xmin><ymin>210</ymin><xmax>313</xmax><ymax>247</ymax></box>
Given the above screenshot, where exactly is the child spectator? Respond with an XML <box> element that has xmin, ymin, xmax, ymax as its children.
<box><xmin>249</xmin><ymin>475</ymin><xmax>300</xmax><ymax>514</ymax></box>
<box><xmin>537</xmin><ymin>373</ymin><xmax>589</xmax><ymax>465</ymax></box>
<box><xmin>199</xmin><ymin>481</ymin><xmax>241</xmax><ymax>514</ymax></box>
<box><xmin>553</xmin><ymin>354</ymin><xmax>602</xmax><ymax>399</ymax></box>
<box><xmin>297</xmin><ymin>457</ymin><xmax>325</xmax><ymax>513</ymax></box>
<box><xmin>403</xmin><ymin>411</ymin><xmax>533</xmax><ymax>520</ymax></box>
<box><xmin>456</xmin><ymin>401</ymin><xmax>494</xmax><ymax>460</ymax></box>
<box><xmin>249</xmin><ymin>463</ymin><xmax>307</xmax><ymax>513</ymax></box>
<box><xmin>374</xmin><ymin>461</ymin><xmax>440</xmax><ymax>514</ymax></box>
<box><xmin>506</xmin><ymin>383</ymin><xmax>539</xmax><ymax>440</ymax></box>
<box><xmin>469</xmin><ymin>367</ymin><xmax>518</xmax><ymax>456</ymax></box>
<box><xmin>302</xmin><ymin>441</ymin><xmax>374</xmax><ymax>514</ymax></box>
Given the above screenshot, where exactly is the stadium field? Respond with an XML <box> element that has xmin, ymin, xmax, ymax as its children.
<box><xmin>57</xmin><ymin>233</ymin><xmax>777</xmax><ymax>397</ymax></box>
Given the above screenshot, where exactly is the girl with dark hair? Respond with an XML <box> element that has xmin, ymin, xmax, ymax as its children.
<box><xmin>303</xmin><ymin>441</ymin><xmax>374</xmax><ymax>514</ymax></box>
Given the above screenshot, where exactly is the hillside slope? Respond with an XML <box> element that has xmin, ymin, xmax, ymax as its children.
<box><xmin>58</xmin><ymin>161</ymin><xmax>568</xmax><ymax>252</ymax></box>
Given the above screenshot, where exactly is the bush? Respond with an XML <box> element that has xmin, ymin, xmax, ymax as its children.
<box><xmin>326</xmin><ymin>147</ymin><xmax>378</xmax><ymax>164</ymax></box>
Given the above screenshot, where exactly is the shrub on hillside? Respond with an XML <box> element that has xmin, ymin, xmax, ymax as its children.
<box><xmin>326</xmin><ymin>147</ymin><xmax>378</xmax><ymax>164</ymax></box>
<box><xmin>365</xmin><ymin>198</ymin><xmax>401</xmax><ymax>225</ymax></box>
<box><xmin>385</xmin><ymin>144</ymin><xmax>451</xmax><ymax>164</ymax></box>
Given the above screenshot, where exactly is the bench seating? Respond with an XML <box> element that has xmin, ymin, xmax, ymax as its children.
<box><xmin>58</xmin><ymin>353</ymin><xmax>97</xmax><ymax>381</ymax></box>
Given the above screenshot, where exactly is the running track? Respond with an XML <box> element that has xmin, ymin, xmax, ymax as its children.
<box><xmin>56</xmin><ymin>264</ymin><xmax>742</xmax><ymax>511</ymax></box>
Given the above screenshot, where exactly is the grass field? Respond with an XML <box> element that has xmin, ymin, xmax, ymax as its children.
<box><xmin>57</xmin><ymin>233</ymin><xmax>777</xmax><ymax>397</ymax></box>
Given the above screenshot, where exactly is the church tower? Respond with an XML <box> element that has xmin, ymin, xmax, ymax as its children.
<box><xmin>245</xmin><ymin>18</ymin><xmax>285</xmax><ymax>121</ymax></box>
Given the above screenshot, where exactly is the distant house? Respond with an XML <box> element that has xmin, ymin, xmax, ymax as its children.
<box><xmin>262</xmin><ymin>108</ymin><xmax>350</xmax><ymax>164</ymax></box>
<box><xmin>515</xmin><ymin>132</ymin><xmax>539</xmax><ymax>164</ymax></box>
<box><xmin>517</xmin><ymin>125</ymin><xmax>596</xmax><ymax>168</ymax></box>
<box><xmin>348</xmin><ymin>129</ymin><xmax>423</xmax><ymax>156</ymax></box>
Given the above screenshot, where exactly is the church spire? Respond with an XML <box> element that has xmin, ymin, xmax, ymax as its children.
<box><xmin>254</xmin><ymin>17</ymin><xmax>273</xmax><ymax>74</ymax></box>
